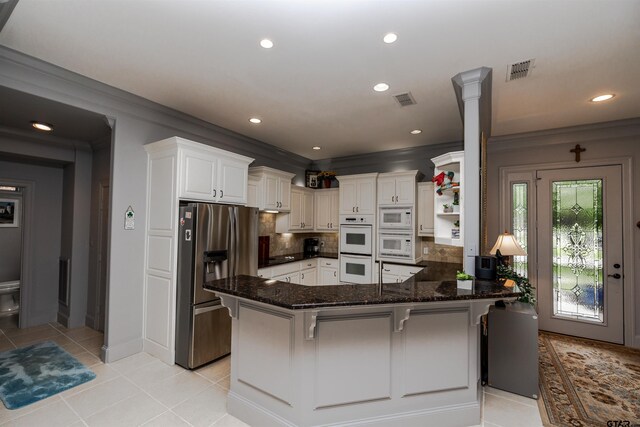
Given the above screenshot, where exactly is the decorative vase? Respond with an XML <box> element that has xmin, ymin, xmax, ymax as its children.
<box><xmin>323</xmin><ymin>178</ymin><xmax>332</xmax><ymax>188</ymax></box>
<box><xmin>457</xmin><ymin>279</ymin><xmax>473</xmax><ymax>290</ymax></box>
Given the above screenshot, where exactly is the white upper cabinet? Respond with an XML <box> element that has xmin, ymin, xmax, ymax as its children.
<box><xmin>315</xmin><ymin>188</ymin><xmax>339</xmax><ymax>232</ymax></box>
<box><xmin>377</xmin><ymin>170</ymin><xmax>418</xmax><ymax>206</ymax></box>
<box><xmin>337</xmin><ymin>173</ymin><xmax>378</xmax><ymax>215</ymax></box>
<box><xmin>248</xmin><ymin>166</ymin><xmax>295</xmax><ymax>212</ymax></box>
<box><xmin>178</xmin><ymin>141</ymin><xmax>253</xmax><ymax>204</ymax></box>
<box><xmin>276</xmin><ymin>186</ymin><xmax>315</xmax><ymax>232</ymax></box>
<box><xmin>247</xmin><ymin>176</ymin><xmax>260</xmax><ymax>208</ymax></box>
<box><xmin>417</xmin><ymin>182</ymin><xmax>435</xmax><ymax>236</ymax></box>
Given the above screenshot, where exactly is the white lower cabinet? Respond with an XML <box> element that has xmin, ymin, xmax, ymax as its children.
<box><xmin>381</xmin><ymin>263</ymin><xmax>423</xmax><ymax>283</ymax></box>
<box><xmin>258</xmin><ymin>258</ymin><xmax>337</xmax><ymax>285</ymax></box>
<box><xmin>300</xmin><ymin>268</ymin><xmax>317</xmax><ymax>285</ymax></box>
<box><xmin>273</xmin><ymin>271</ymin><xmax>300</xmax><ymax>284</ymax></box>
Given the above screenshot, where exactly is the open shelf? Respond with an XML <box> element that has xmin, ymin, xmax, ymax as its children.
<box><xmin>431</xmin><ymin>151</ymin><xmax>464</xmax><ymax>247</ymax></box>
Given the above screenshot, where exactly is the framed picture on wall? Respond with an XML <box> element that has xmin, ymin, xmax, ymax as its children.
<box><xmin>305</xmin><ymin>170</ymin><xmax>320</xmax><ymax>188</ymax></box>
<box><xmin>0</xmin><ymin>198</ymin><xmax>19</xmax><ymax>227</ymax></box>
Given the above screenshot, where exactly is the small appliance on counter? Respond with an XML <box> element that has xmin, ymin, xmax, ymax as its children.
<box><xmin>304</xmin><ymin>237</ymin><xmax>319</xmax><ymax>256</ymax></box>
<box><xmin>475</xmin><ymin>256</ymin><xmax>497</xmax><ymax>280</ymax></box>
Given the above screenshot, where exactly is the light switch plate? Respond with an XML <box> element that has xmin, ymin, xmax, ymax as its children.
<box><xmin>423</xmin><ymin>247</ymin><xmax>429</xmax><ymax>255</ymax></box>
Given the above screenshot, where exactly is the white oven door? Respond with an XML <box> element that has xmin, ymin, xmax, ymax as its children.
<box><xmin>379</xmin><ymin>233</ymin><xmax>412</xmax><ymax>258</ymax></box>
<box><xmin>340</xmin><ymin>225</ymin><xmax>372</xmax><ymax>255</ymax></box>
<box><xmin>340</xmin><ymin>254</ymin><xmax>373</xmax><ymax>284</ymax></box>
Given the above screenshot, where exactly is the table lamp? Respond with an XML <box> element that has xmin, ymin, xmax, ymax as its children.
<box><xmin>490</xmin><ymin>231</ymin><xmax>527</xmax><ymax>267</ymax></box>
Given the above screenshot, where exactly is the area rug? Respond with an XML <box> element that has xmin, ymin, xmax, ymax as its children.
<box><xmin>538</xmin><ymin>331</ymin><xmax>640</xmax><ymax>426</ymax></box>
<box><xmin>0</xmin><ymin>341</ymin><xmax>96</xmax><ymax>409</ymax></box>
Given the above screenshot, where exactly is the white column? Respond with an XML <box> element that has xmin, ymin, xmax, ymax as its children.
<box><xmin>452</xmin><ymin>68</ymin><xmax>491</xmax><ymax>274</ymax></box>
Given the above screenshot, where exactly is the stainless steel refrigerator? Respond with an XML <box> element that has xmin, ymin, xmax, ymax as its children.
<box><xmin>175</xmin><ymin>202</ymin><xmax>258</xmax><ymax>369</ymax></box>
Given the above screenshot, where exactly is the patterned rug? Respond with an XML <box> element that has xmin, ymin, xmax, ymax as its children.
<box><xmin>0</xmin><ymin>341</ymin><xmax>96</xmax><ymax>409</ymax></box>
<box><xmin>538</xmin><ymin>331</ymin><xmax>640</xmax><ymax>426</ymax></box>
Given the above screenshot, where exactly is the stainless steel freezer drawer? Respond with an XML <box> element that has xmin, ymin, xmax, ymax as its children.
<box><xmin>488</xmin><ymin>302</ymin><xmax>539</xmax><ymax>399</ymax></box>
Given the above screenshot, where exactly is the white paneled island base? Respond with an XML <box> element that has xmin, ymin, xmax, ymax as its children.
<box><xmin>218</xmin><ymin>296</ymin><xmax>494</xmax><ymax>427</ymax></box>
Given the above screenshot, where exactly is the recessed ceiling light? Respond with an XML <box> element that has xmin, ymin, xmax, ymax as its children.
<box><xmin>260</xmin><ymin>39</ymin><xmax>274</xmax><ymax>49</ymax></box>
<box><xmin>312</xmin><ymin>146</ymin><xmax>321</xmax><ymax>150</ymax></box>
<box><xmin>249</xmin><ymin>117</ymin><xmax>262</xmax><ymax>124</ymax></box>
<box><xmin>31</xmin><ymin>121</ymin><xmax>53</xmax><ymax>132</ymax></box>
<box><xmin>373</xmin><ymin>83</ymin><xmax>389</xmax><ymax>92</ymax></box>
<box><xmin>383</xmin><ymin>33</ymin><xmax>398</xmax><ymax>44</ymax></box>
<box><xmin>410</xmin><ymin>129</ymin><xmax>422</xmax><ymax>135</ymax></box>
<box><xmin>590</xmin><ymin>94</ymin><xmax>615</xmax><ymax>102</ymax></box>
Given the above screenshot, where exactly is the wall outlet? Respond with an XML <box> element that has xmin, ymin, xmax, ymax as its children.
<box><xmin>320</xmin><ymin>240</ymin><xmax>325</xmax><ymax>247</ymax></box>
<box><xmin>423</xmin><ymin>247</ymin><xmax>429</xmax><ymax>255</ymax></box>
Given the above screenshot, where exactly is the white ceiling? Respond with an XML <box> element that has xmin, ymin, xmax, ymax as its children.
<box><xmin>1</xmin><ymin>0</ymin><xmax>639</xmax><ymax>160</ymax></box>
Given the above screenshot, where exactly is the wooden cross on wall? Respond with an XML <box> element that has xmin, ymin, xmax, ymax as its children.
<box><xmin>570</xmin><ymin>144</ymin><xmax>586</xmax><ymax>162</ymax></box>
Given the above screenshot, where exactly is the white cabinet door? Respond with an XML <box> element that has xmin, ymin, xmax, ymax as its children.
<box><xmin>418</xmin><ymin>182</ymin><xmax>434</xmax><ymax>236</ymax></box>
<box><xmin>396</xmin><ymin>176</ymin><xmax>415</xmax><ymax>205</ymax></box>
<box><xmin>181</xmin><ymin>149</ymin><xmax>217</xmax><ymax>201</ymax></box>
<box><xmin>319</xmin><ymin>266</ymin><xmax>338</xmax><ymax>285</ymax></box>
<box><xmin>289</xmin><ymin>189</ymin><xmax>303</xmax><ymax>230</ymax></box>
<box><xmin>377</xmin><ymin>177</ymin><xmax>396</xmax><ymax>206</ymax></box>
<box><xmin>218</xmin><ymin>155</ymin><xmax>248</xmax><ymax>205</ymax></box>
<box><xmin>339</xmin><ymin>179</ymin><xmax>358</xmax><ymax>214</ymax></box>
<box><xmin>257</xmin><ymin>268</ymin><xmax>271</xmax><ymax>278</ymax></box>
<box><xmin>302</xmin><ymin>191</ymin><xmax>314</xmax><ymax>229</ymax></box>
<box><xmin>300</xmin><ymin>268</ymin><xmax>317</xmax><ymax>286</ymax></box>
<box><xmin>247</xmin><ymin>176</ymin><xmax>259</xmax><ymax>208</ymax></box>
<box><xmin>288</xmin><ymin>271</ymin><xmax>301</xmax><ymax>285</ymax></box>
<box><xmin>382</xmin><ymin>273</ymin><xmax>399</xmax><ymax>284</ymax></box>
<box><xmin>264</xmin><ymin>175</ymin><xmax>279</xmax><ymax>210</ymax></box>
<box><xmin>278</xmin><ymin>177</ymin><xmax>292</xmax><ymax>211</ymax></box>
<box><xmin>329</xmin><ymin>190</ymin><xmax>339</xmax><ymax>230</ymax></box>
<box><xmin>315</xmin><ymin>191</ymin><xmax>332</xmax><ymax>231</ymax></box>
<box><xmin>356</xmin><ymin>178</ymin><xmax>376</xmax><ymax>214</ymax></box>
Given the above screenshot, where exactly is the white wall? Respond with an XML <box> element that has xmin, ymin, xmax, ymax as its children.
<box><xmin>487</xmin><ymin>119</ymin><xmax>640</xmax><ymax>348</ymax></box>
<box><xmin>0</xmin><ymin>159</ymin><xmax>63</xmax><ymax>326</ymax></box>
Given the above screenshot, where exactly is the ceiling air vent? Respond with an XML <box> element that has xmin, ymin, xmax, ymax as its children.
<box><xmin>393</xmin><ymin>92</ymin><xmax>416</xmax><ymax>107</ymax></box>
<box><xmin>506</xmin><ymin>59</ymin><xmax>535</xmax><ymax>81</ymax></box>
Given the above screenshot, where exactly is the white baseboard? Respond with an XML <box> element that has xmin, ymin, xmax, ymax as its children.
<box><xmin>142</xmin><ymin>338</ymin><xmax>174</xmax><ymax>365</ymax></box>
<box><xmin>103</xmin><ymin>337</ymin><xmax>143</xmax><ymax>363</ymax></box>
<box><xmin>228</xmin><ymin>391</ymin><xmax>481</xmax><ymax>427</ymax></box>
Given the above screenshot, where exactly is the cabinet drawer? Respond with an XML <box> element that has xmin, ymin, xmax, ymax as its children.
<box><xmin>300</xmin><ymin>259</ymin><xmax>318</xmax><ymax>270</ymax></box>
<box><xmin>319</xmin><ymin>258</ymin><xmax>337</xmax><ymax>268</ymax></box>
<box><xmin>381</xmin><ymin>263</ymin><xmax>423</xmax><ymax>277</ymax></box>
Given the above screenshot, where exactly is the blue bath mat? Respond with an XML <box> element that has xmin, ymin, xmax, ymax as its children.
<box><xmin>0</xmin><ymin>341</ymin><xmax>96</xmax><ymax>409</ymax></box>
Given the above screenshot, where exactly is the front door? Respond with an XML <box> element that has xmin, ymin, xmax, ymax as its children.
<box><xmin>536</xmin><ymin>165</ymin><xmax>624</xmax><ymax>344</ymax></box>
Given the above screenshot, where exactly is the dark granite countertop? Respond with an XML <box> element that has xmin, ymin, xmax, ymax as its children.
<box><xmin>205</xmin><ymin>264</ymin><xmax>520</xmax><ymax>310</ymax></box>
<box><xmin>258</xmin><ymin>252</ymin><xmax>339</xmax><ymax>269</ymax></box>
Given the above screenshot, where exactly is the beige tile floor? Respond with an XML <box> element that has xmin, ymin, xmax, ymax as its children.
<box><xmin>0</xmin><ymin>318</ymin><xmax>543</xmax><ymax>426</ymax></box>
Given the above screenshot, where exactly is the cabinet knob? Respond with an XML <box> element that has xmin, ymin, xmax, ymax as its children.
<box><xmin>608</xmin><ymin>273</ymin><xmax>621</xmax><ymax>279</ymax></box>
<box><xmin>213</xmin><ymin>189</ymin><xmax>217</xmax><ymax>197</ymax></box>
<box><xmin>330</xmin><ymin>222</ymin><xmax>333</xmax><ymax>228</ymax></box>
<box><xmin>334</xmin><ymin>271</ymin><xmax>336</xmax><ymax>277</ymax></box>
<box><xmin>356</xmin><ymin>207</ymin><xmax>359</xmax><ymax>212</ymax></box>
<box><xmin>220</xmin><ymin>190</ymin><xmax>223</xmax><ymax>198</ymax></box>
<box><xmin>352</xmin><ymin>207</ymin><xmax>355</xmax><ymax>212</ymax></box>
<box><xmin>301</xmin><ymin>274</ymin><xmax>304</xmax><ymax>279</ymax></box>
<box><xmin>420</xmin><ymin>225</ymin><xmax>422</xmax><ymax>230</ymax></box>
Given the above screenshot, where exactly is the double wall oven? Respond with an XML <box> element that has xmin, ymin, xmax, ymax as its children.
<box><xmin>378</xmin><ymin>206</ymin><xmax>419</xmax><ymax>263</ymax></box>
<box><xmin>339</xmin><ymin>215</ymin><xmax>375</xmax><ymax>284</ymax></box>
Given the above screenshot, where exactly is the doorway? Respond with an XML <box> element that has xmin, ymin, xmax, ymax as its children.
<box><xmin>536</xmin><ymin>166</ymin><xmax>624</xmax><ymax>344</ymax></box>
<box><xmin>95</xmin><ymin>182</ymin><xmax>109</xmax><ymax>332</ymax></box>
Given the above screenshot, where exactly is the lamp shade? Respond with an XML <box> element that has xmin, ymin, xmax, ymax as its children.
<box><xmin>490</xmin><ymin>231</ymin><xmax>527</xmax><ymax>256</ymax></box>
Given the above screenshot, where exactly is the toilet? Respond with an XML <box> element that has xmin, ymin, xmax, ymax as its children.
<box><xmin>0</xmin><ymin>280</ymin><xmax>20</xmax><ymax>314</ymax></box>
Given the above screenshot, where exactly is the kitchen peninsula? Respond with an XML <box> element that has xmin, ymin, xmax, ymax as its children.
<box><xmin>205</xmin><ymin>263</ymin><xmax>519</xmax><ymax>427</ymax></box>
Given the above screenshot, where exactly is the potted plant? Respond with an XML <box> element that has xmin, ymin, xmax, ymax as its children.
<box><xmin>496</xmin><ymin>265</ymin><xmax>536</xmax><ymax>305</ymax></box>
<box><xmin>456</xmin><ymin>271</ymin><xmax>474</xmax><ymax>290</ymax></box>
<box><xmin>443</xmin><ymin>203</ymin><xmax>453</xmax><ymax>213</ymax></box>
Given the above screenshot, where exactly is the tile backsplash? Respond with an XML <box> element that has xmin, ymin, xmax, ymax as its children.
<box><xmin>420</xmin><ymin>237</ymin><xmax>463</xmax><ymax>264</ymax></box>
<box><xmin>259</xmin><ymin>213</ymin><xmax>339</xmax><ymax>257</ymax></box>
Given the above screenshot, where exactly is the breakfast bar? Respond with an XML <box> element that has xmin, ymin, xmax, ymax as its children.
<box><xmin>205</xmin><ymin>265</ymin><xmax>519</xmax><ymax>427</ymax></box>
